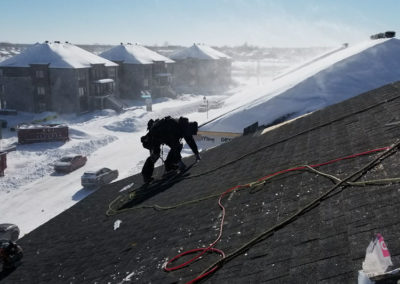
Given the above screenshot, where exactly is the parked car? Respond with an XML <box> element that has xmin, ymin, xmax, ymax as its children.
<box><xmin>54</xmin><ymin>154</ymin><xmax>87</xmax><ymax>173</ymax></box>
<box><xmin>81</xmin><ymin>167</ymin><xmax>118</xmax><ymax>188</ymax></box>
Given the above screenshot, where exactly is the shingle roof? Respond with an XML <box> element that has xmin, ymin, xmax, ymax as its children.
<box><xmin>100</xmin><ymin>44</ymin><xmax>175</xmax><ymax>64</ymax></box>
<box><xmin>3</xmin><ymin>82</ymin><xmax>400</xmax><ymax>283</ymax></box>
<box><xmin>0</xmin><ymin>42</ymin><xmax>118</xmax><ymax>69</ymax></box>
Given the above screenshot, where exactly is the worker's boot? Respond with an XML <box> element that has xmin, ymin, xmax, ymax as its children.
<box><xmin>178</xmin><ymin>161</ymin><xmax>186</xmax><ymax>172</ymax></box>
<box><xmin>163</xmin><ymin>163</ymin><xmax>177</xmax><ymax>177</ymax></box>
<box><xmin>143</xmin><ymin>176</ymin><xmax>154</xmax><ymax>184</ymax></box>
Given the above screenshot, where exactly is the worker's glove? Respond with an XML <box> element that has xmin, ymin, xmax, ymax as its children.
<box><xmin>195</xmin><ymin>153</ymin><xmax>201</xmax><ymax>162</ymax></box>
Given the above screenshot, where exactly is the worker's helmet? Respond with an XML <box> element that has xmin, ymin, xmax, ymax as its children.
<box><xmin>147</xmin><ymin>119</ymin><xmax>154</xmax><ymax>130</ymax></box>
<box><xmin>189</xmin><ymin>122</ymin><xmax>198</xmax><ymax>135</ymax></box>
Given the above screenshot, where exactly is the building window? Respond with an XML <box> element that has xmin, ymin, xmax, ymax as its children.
<box><xmin>78</xmin><ymin>87</ymin><xmax>86</xmax><ymax>97</ymax></box>
<box><xmin>37</xmin><ymin>86</ymin><xmax>46</xmax><ymax>95</ymax></box>
<box><xmin>0</xmin><ymin>69</ymin><xmax>3</xmax><ymax>77</ymax></box>
<box><xmin>143</xmin><ymin>79</ymin><xmax>149</xmax><ymax>87</ymax></box>
<box><xmin>36</xmin><ymin>70</ymin><xmax>45</xmax><ymax>78</ymax></box>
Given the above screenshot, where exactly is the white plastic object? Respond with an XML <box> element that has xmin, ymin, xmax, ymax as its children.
<box><xmin>362</xmin><ymin>233</ymin><xmax>393</xmax><ymax>275</ymax></box>
<box><xmin>113</xmin><ymin>220</ymin><xmax>122</xmax><ymax>231</ymax></box>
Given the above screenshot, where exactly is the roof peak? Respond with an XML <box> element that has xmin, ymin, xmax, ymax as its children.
<box><xmin>0</xmin><ymin>41</ymin><xmax>118</xmax><ymax>68</ymax></box>
<box><xmin>170</xmin><ymin>43</ymin><xmax>231</xmax><ymax>60</ymax></box>
<box><xmin>100</xmin><ymin>44</ymin><xmax>174</xmax><ymax>64</ymax></box>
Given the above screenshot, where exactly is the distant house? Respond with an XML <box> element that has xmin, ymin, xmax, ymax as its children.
<box><xmin>169</xmin><ymin>43</ymin><xmax>232</xmax><ymax>93</ymax></box>
<box><xmin>0</xmin><ymin>41</ymin><xmax>121</xmax><ymax>113</ymax></box>
<box><xmin>100</xmin><ymin>43</ymin><xmax>175</xmax><ymax>99</ymax></box>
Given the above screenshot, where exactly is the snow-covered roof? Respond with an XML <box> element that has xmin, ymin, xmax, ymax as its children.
<box><xmin>170</xmin><ymin>43</ymin><xmax>231</xmax><ymax>60</ymax></box>
<box><xmin>0</xmin><ymin>42</ymin><xmax>118</xmax><ymax>68</ymax></box>
<box><xmin>201</xmin><ymin>38</ymin><xmax>400</xmax><ymax>133</ymax></box>
<box><xmin>100</xmin><ymin>44</ymin><xmax>174</xmax><ymax>64</ymax></box>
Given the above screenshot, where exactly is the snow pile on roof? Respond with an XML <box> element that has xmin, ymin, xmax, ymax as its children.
<box><xmin>201</xmin><ymin>38</ymin><xmax>400</xmax><ymax>133</ymax></box>
<box><xmin>0</xmin><ymin>42</ymin><xmax>118</xmax><ymax>68</ymax></box>
<box><xmin>100</xmin><ymin>43</ymin><xmax>174</xmax><ymax>64</ymax></box>
<box><xmin>170</xmin><ymin>43</ymin><xmax>231</xmax><ymax>60</ymax></box>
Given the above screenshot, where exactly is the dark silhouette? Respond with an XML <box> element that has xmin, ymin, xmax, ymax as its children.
<box><xmin>0</xmin><ymin>224</ymin><xmax>23</xmax><ymax>278</ymax></box>
<box><xmin>141</xmin><ymin>116</ymin><xmax>201</xmax><ymax>183</ymax></box>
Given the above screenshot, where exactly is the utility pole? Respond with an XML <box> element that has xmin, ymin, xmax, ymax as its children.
<box><xmin>203</xmin><ymin>96</ymin><xmax>209</xmax><ymax>119</ymax></box>
<box><xmin>207</xmin><ymin>99</ymin><xmax>209</xmax><ymax>120</ymax></box>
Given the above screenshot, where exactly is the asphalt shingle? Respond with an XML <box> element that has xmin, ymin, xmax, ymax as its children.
<box><xmin>3</xmin><ymin>82</ymin><xmax>400</xmax><ymax>283</ymax></box>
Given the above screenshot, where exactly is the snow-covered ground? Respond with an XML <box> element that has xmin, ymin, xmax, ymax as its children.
<box><xmin>3</xmin><ymin>39</ymin><xmax>397</xmax><ymax>237</ymax></box>
<box><xmin>0</xmin><ymin>95</ymin><xmax>225</xmax><ymax>235</ymax></box>
<box><xmin>0</xmin><ymin>56</ymin><xmax>278</xmax><ymax>236</ymax></box>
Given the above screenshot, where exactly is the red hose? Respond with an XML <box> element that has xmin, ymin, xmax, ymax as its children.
<box><xmin>164</xmin><ymin>146</ymin><xmax>390</xmax><ymax>283</ymax></box>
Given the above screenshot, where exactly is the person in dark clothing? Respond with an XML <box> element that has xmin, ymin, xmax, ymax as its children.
<box><xmin>0</xmin><ymin>241</ymin><xmax>22</xmax><ymax>280</ymax></box>
<box><xmin>0</xmin><ymin>223</ymin><xmax>23</xmax><ymax>281</ymax></box>
<box><xmin>141</xmin><ymin>116</ymin><xmax>201</xmax><ymax>183</ymax></box>
<box><xmin>0</xmin><ymin>223</ymin><xmax>23</xmax><ymax>275</ymax></box>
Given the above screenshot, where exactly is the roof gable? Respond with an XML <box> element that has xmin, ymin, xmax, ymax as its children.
<box><xmin>0</xmin><ymin>42</ymin><xmax>118</xmax><ymax>68</ymax></box>
<box><xmin>170</xmin><ymin>43</ymin><xmax>231</xmax><ymax>60</ymax></box>
<box><xmin>100</xmin><ymin>44</ymin><xmax>174</xmax><ymax>64</ymax></box>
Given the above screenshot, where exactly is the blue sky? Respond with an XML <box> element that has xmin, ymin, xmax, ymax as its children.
<box><xmin>1</xmin><ymin>0</ymin><xmax>399</xmax><ymax>47</ymax></box>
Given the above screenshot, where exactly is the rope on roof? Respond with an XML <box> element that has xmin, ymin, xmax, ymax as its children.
<box><xmin>193</xmin><ymin>140</ymin><xmax>400</xmax><ymax>283</ymax></box>
<box><xmin>105</xmin><ymin>85</ymin><xmax>400</xmax><ymax>282</ymax></box>
<box><xmin>106</xmin><ymin>145</ymin><xmax>398</xmax><ymax>215</ymax></box>
<box><xmin>193</xmin><ymin>89</ymin><xmax>400</xmax><ymax>180</ymax></box>
<box><xmin>105</xmin><ymin>141</ymin><xmax>400</xmax><ymax>283</ymax></box>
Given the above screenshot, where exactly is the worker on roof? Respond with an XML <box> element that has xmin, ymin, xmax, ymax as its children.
<box><xmin>140</xmin><ymin>116</ymin><xmax>201</xmax><ymax>183</ymax></box>
<box><xmin>0</xmin><ymin>223</ymin><xmax>23</xmax><ymax>276</ymax></box>
<box><xmin>0</xmin><ymin>240</ymin><xmax>23</xmax><ymax>274</ymax></box>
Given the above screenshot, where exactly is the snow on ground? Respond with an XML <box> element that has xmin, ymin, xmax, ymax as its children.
<box><xmin>0</xmin><ymin>41</ymin><xmax>374</xmax><ymax>236</ymax></box>
<box><xmin>0</xmin><ymin>95</ymin><xmax>220</xmax><ymax>235</ymax></box>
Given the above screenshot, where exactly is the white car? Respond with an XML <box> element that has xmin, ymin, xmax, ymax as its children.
<box><xmin>81</xmin><ymin>167</ymin><xmax>118</xmax><ymax>189</ymax></box>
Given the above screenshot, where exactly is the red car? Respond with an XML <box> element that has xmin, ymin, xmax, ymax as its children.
<box><xmin>54</xmin><ymin>155</ymin><xmax>87</xmax><ymax>173</ymax></box>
